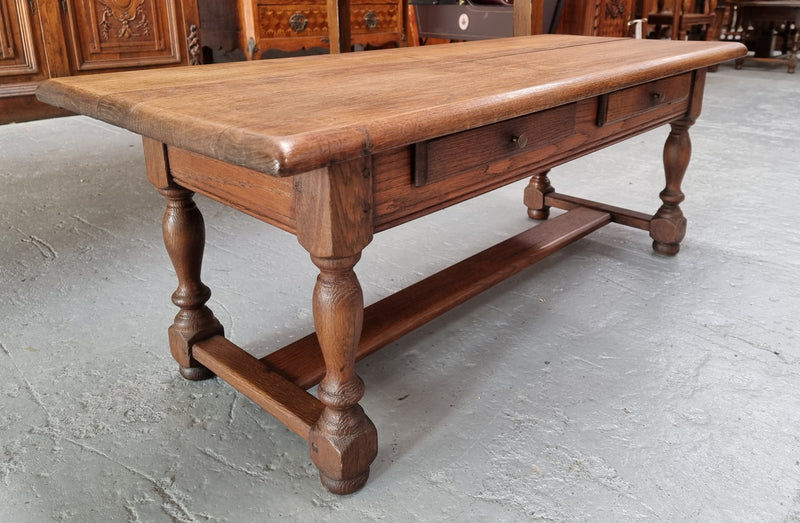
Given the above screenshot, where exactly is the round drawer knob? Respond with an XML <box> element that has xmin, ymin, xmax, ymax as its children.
<box><xmin>511</xmin><ymin>133</ymin><xmax>528</xmax><ymax>149</ymax></box>
<box><xmin>364</xmin><ymin>11</ymin><xmax>380</xmax><ymax>30</ymax></box>
<box><xmin>290</xmin><ymin>13</ymin><xmax>308</xmax><ymax>33</ymax></box>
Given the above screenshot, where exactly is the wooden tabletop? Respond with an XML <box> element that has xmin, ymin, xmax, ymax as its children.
<box><xmin>36</xmin><ymin>35</ymin><xmax>745</xmax><ymax>177</ymax></box>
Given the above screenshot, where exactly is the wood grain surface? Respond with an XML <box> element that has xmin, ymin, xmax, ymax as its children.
<box><xmin>36</xmin><ymin>35</ymin><xmax>745</xmax><ymax>177</ymax></box>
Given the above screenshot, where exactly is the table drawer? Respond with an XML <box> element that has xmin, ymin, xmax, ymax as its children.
<box><xmin>414</xmin><ymin>103</ymin><xmax>577</xmax><ymax>186</ymax></box>
<box><xmin>257</xmin><ymin>4</ymin><xmax>329</xmax><ymax>40</ymax></box>
<box><xmin>597</xmin><ymin>73</ymin><xmax>692</xmax><ymax>126</ymax></box>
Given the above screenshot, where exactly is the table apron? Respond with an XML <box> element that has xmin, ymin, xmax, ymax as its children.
<box><xmin>164</xmin><ymin>72</ymin><xmax>696</xmax><ymax>235</ymax></box>
<box><xmin>373</xmin><ymin>74</ymin><xmax>694</xmax><ymax>231</ymax></box>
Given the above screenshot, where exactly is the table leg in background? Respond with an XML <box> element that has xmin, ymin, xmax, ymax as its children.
<box><xmin>650</xmin><ymin>116</ymin><xmax>693</xmax><ymax>256</ymax></box>
<box><xmin>524</xmin><ymin>169</ymin><xmax>555</xmax><ymax>220</ymax></box>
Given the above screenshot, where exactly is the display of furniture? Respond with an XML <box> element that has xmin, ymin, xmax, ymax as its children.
<box><xmin>36</xmin><ymin>34</ymin><xmax>746</xmax><ymax>494</ymax></box>
<box><xmin>410</xmin><ymin>0</ymin><xmax>561</xmax><ymax>41</ymax></box>
<box><xmin>646</xmin><ymin>0</ymin><xmax>720</xmax><ymax>40</ymax></box>
<box><xmin>0</xmin><ymin>0</ymin><xmax>201</xmax><ymax>124</ymax></box>
<box><xmin>409</xmin><ymin>0</ymin><xmax>635</xmax><ymax>47</ymax></box>
<box><xmin>731</xmin><ymin>1</ymin><xmax>800</xmax><ymax>72</ymax></box>
<box><xmin>237</xmin><ymin>0</ymin><xmax>407</xmax><ymax>57</ymax></box>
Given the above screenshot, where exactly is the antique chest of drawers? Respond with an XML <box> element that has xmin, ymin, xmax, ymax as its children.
<box><xmin>238</xmin><ymin>0</ymin><xmax>405</xmax><ymax>57</ymax></box>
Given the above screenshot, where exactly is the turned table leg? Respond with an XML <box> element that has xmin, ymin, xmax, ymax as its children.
<box><xmin>143</xmin><ymin>137</ymin><xmax>223</xmax><ymax>380</ymax></box>
<box><xmin>159</xmin><ymin>185</ymin><xmax>224</xmax><ymax>380</ymax></box>
<box><xmin>294</xmin><ymin>159</ymin><xmax>377</xmax><ymax>494</ymax></box>
<box><xmin>651</xmin><ymin>118</ymin><xmax>694</xmax><ymax>256</ymax></box>
<box><xmin>788</xmin><ymin>29</ymin><xmax>798</xmax><ymax>74</ymax></box>
<box><xmin>524</xmin><ymin>169</ymin><xmax>554</xmax><ymax>220</ymax></box>
<box><xmin>307</xmin><ymin>253</ymin><xmax>377</xmax><ymax>494</ymax></box>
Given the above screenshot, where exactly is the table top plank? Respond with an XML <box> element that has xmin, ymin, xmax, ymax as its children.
<box><xmin>37</xmin><ymin>35</ymin><xmax>745</xmax><ymax>177</ymax></box>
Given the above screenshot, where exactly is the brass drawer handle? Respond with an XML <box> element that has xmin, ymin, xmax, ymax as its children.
<box><xmin>511</xmin><ymin>133</ymin><xmax>528</xmax><ymax>149</ymax></box>
<box><xmin>290</xmin><ymin>13</ymin><xmax>308</xmax><ymax>33</ymax></box>
<box><xmin>364</xmin><ymin>11</ymin><xmax>380</xmax><ymax>30</ymax></box>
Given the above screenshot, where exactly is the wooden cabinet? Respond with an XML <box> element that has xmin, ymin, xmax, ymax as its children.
<box><xmin>1</xmin><ymin>0</ymin><xmax>200</xmax><ymax>124</ymax></box>
<box><xmin>1</xmin><ymin>0</ymin><xmax>52</xmax><ymax>106</ymax></box>
<box><xmin>64</xmin><ymin>0</ymin><xmax>199</xmax><ymax>71</ymax></box>
<box><xmin>558</xmin><ymin>0</ymin><xmax>636</xmax><ymax>37</ymax></box>
<box><xmin>238</xmin><ymin>0</ymin><xmax>405</xmax><ymax>58</ymax></box>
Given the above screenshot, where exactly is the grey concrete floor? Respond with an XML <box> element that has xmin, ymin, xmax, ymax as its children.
<box><xmin>1</xmin><ymin>60</ymin><xmax>799</xmax><ymax>522</ymax></box>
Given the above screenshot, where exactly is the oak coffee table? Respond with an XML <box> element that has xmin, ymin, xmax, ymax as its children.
<box><xmin>37</xmin><ymin>35</ymin><xmax>746</xmax><ymax>494</ymax></box>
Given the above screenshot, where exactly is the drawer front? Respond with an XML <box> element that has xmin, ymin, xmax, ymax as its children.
<box><xmin>376</xmin><ymin>92</ymin><xmax>691</xmax><ymax>231</ymax></box>
<box><xmin>414</xmin><ymin>103</ymin><xmax>577</xmax><ymax>186</ymax></box>
<box><xmin>597</xmin><ymin>73</ymin><xmax>692</xmax><ymax>126</ymax></box>
<box><xmin>351</xmin><ymin>4</ymin><xmax>402</xmax><ymax>34</ymax></box>
<box><xmin>257</xmin><ymin>5</ymin><xmax>330</xmax><ymax>40</ymax></box>
<box><xmin>256</xmin><ymin>2</ymin><xmax>400</xmax><ymax>41</ymax></box>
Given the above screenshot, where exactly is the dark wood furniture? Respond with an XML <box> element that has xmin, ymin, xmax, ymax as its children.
<box><xmin>556</xmin><ymin>0</ymin><xmax>636</xmax><ymax>37</ymax></box>
<box><xmin>411</xmin><ymin>0</ymin><xmax>636</xmax><ymax>43</ymax></box>
<box><xmin>731</xmin><ymin>1</ymin><xmax>800</xmax><ymax>72</ymax></box>
<box><xmin>0</xmin><ymin>0</ymin><xmax>201</xmax><ymax>124</ymax></box>
<box><xmin>646</xmin><ymin>0</ymin><xmax>720</xmax><ymax>40</ymax></box>
<box><xmin>198</xmin><ymin>0</ymin><xmax>240</xmax><ymax>57</ymax></box>
<box><xmin>36</xmin><ymin>35</ymin><xmax>745</xmax><ymax>494</ymax></box>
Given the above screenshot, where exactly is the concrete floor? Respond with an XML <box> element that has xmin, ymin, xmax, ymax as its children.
<box><xmin>1</xmin><ymin>60</ymin><xmax>798</xmax><ymax>522</ymax></box>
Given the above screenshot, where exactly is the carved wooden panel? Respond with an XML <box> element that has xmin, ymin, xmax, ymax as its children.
<box><xmin>64</xmin><ymin>0</ymin><xmax>183</xmax><ymax>71</ymax></box>
<box><xmin>1</xmin><ymin>0</ymin><xmax>197</xmax><ymax>123</ymax></box>
<box><xmin>558</xmin><ymin>0</ymin><xmax>634</xmax><ymax>37</ymax></box>
<box><xmin>0</xmin><ymin>0</ymin><xmax>45</xmax><ymax>82</ymax></box>
<box><xmin>595</xmin><ymin>0</ymin><xmax>632</xmax><ymax>36</ymax></box>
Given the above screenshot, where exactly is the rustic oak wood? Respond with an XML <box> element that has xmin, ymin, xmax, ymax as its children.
<box><xmin>525</xmin><ymin>170</ymin><xmax>556</xmax><ymax>220</ymax></box>
<box><xmin>36</xmin><ymin>35</ymin><xmax>746</xmax><ymax>494</ymax></box>
<box><xmin>36</xmin><ymin>36</ymin><xmax>744</xmax><ymax>176</ymax></box>
<box><xmin>544</xmin><ymin>193</ymin><xmax>654</xmax><ymax>230</ymax></box>
<box><xmin>143</xmin><ymin>137</ymin><xmax>224</xmax><ymax>380</ymax></box>
<box><xmin>263</xmin><ymin>206</ymin><xmax>612</xmax><ymax>389</ymax></box>
<box><xmin>193</xmin><ymin>335</ymin><xmax>324</xmax><ymax>439</ymax></box>
<box><xmin>294</xmin><ymin>158</ymin><xmax>378</xmax><ymax>493</ymax></box>
<box><xmin>158</xmin><ymin>184</ymin><xmax>224</xmax><ymax>380</ymax></box>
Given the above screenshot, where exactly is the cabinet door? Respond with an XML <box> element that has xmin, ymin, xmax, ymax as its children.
<box><xmin>0</xmin><ymin>0</ymin><xmax>48</xmax><ymax>94</ymax></box>
<box><xmin>595</xmin><ymin>0</ymin><xmax>634</xmax><ymax>37</ymax></box>
<box><xmin>558</xmin><ymin>0</ymin><xmax>634</xmax><ymax>37</ymax></box>
<box><xmin>62</xmin><ymin>0</ymin><xmax>190</xmax><ymax>71</ymax></box>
